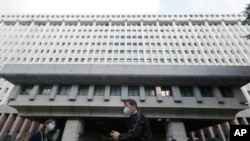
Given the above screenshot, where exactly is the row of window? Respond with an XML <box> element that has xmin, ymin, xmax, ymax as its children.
<box><xmin>1</xmin><ymin>42</ymin><xmax>248</xmax><ymax>50</ymax></box>
<box><xmin>0</xmin><ymin>56</ymin><xmax>247</xmax><ymax>64</ymax></box>
<box><xmin>1</xmin><ymin>25</ymin><xmax>247</xmax><ymax>31</ymax></box>
<box><xmin>7</xmin><ymin>49</ymin><xmax>246</xmax><ymax>55</ymax></box>
<box><xmin>21</xmin><ymin>85</ymin><xmax>234</xmax><ymax>98</ymax></box>
<box><xmin>2</xmin><ymin>40</ymin><xmax>248</xmax><ymax>48</ymax></box>
<box><xmin>1</xmin><ymin>20</ymin><xmax>245</xmax><ymax>27</ymax></box>
<box><xmin>1</xmin><ymin>33</ymin><xmax>247</xmax><ymax>42</ymax></box>
<box><xmin>1</xmin><ymin>25</ymin><xmax>248</xmax><ymax>33</ymax></box>
<box><xmin>1</xmin><ymin>48</ymin><xmax>244</xmax><ymax>55</ymax></box>
<box><xmin>1</xmin><ymin>14</ymin><xmax>244</xmax><ymax>19</ymax></box>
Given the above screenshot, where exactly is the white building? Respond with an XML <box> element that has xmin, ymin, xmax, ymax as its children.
<box><xmin>0</xmin><ymin>14</ymin><xmax>250</xmax><ymax>141</ymax></box>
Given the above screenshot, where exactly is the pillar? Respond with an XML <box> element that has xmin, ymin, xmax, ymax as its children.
<box><xmin>165</xmin><ymin>120</ymin><xmax>187</xmax><ymax>141</ymax></box>
<box><xmin>61</xmin><ymin>119</ymin><xmax>84</xmax><ymax>141</ymax></box>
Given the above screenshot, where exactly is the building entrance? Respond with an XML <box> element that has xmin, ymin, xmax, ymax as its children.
<box><xmin>36</xmin><ymin>117</ymin><xmax>166</xmax><ymax>141</ymax></box>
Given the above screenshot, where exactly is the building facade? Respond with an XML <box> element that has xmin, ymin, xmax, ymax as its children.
<box><xmin>0</xmin><ymin>14</ymin><xmax>250</xmax><ymax>141</ymax></box>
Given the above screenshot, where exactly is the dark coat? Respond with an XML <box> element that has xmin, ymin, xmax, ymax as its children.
<box><xmin>118</xmin><ymin>111</ymin><xmax>152</xmax><ymax>141</ymax></box>
<box><xmin>29</xmin><ymin>129</ymin><xmax>56</xmax><ymax>141</ymax></box>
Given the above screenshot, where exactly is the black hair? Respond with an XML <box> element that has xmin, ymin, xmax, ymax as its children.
<box><xmin>124</xmin><ymin>99</ymin><xmax>137</xmax><ymax>108</ymax></box>
<box><xmin>40</xmin><ymin>119</ymin><xmax>55</xmax><ymax>132</ymax></box>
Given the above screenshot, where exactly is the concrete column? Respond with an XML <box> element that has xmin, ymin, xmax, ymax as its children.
<box><xmin>0</xmin><ymin>114</ymin><xmax>15</xmax><ymax>141</ymax></box>
<box><xmin>17</xmin><ymin>119</ymin><xmax>32</xmax><ymax>139</ymax></box>
<box><xmin>121</xmin><ymin>85</ymin><xmax>128</xmax><ymax>101</ymax></box>
<box><xmin>29</xmin><ymin>85</ymin><xmax>40</xmax><ymax>100</ymax></box>
<box><xmin>193</xmin><ymin>86</ymin><xmax>203</xmax><ymax>103</ymax></box>
<box><xmin>49</xmin><ymin>85</ymin><xmax>59</xmax><ymax>100</ymax></box>
<box><xmin>199</xmin><ymin>129</ymin><xmax>206</xmax><ymax>141</ymax></box>
<box><xmin>216</xmin><ymin>124</ymin><xmax>226</xmax><ymax>141</ymax></box>
<box><xmin>242</xmin><ymin>117</ymin><xmax>249</xmax><ymax>125</ymax></box>
<box><xmin>189</xmin><ymin>132</ymin><xmax>196</xmax><ymax>141</ymax></box>
<box><xmin>8</xmin><ymin>85</ymin><xmax>22</xmax><ymax>100</ymax></box>
<box><xmin>0</xmin><ymin>113</ymin><xmax>7</xmax><ymax>129</ymax></box>
<box><xmin>172</xmin><ymin>86</ymin><xmax>182</xmax><ymax>103</ymax></box>
<box><xmin>241</xmin><ymin>84</ymin><xmax>250</xmax><ymax>108</ymax></box>
<box><xmin>208</xmin><ymin>127</ymin><xmax>215</xmax><ymax>138</ymax></box>
<box><xmin>230</xmin><ymin>119</ymin><xmax>240</xmax><ymax>125</ymax></box>
<box><xmin>237</xmin><ymin>117</ymin><xmax>249</xmax><ymax>125</ymax></box>
<box><xmin>222</xmin><ymin>122</ymin><xmax>230</xmax><ymax>135</ymax></box>
<box><xmin>165</xmin><ymin>120</ymin><xmax>187</xmax><ymax>141</ymax></box>
<box><xmin>139</xmin><ymin>85</ymin><xmax>146</xmax><ymax>102</ymax></box>
<box><xmin>9</xmin><ymin>116</ymin><xmax>24</xmax><ymax>141</ymax></box>
<box><xmin>223</xmin><ymin>122</ymin><xmax>230</xmax><ymax>141</ymax></box>
<box><xmin>104</xmin><ymin>85</ymin><xmax>111</xmax><ymax>101</ymax></box>
<box><xmin>212</xmin><ymin>87</ymin><xmax>224</xmax><ymax>104</ymax></box>
<box><xmin>68</xmin><ymin>85</ymin><xmax>79</xmax><ymax>101</ymax></box>
<box><xmin>28</xmin><ymin>121</ymin><xmax>42</xmax><ymax>133</ymax></box>
<box><xmin>232</xmin><ymin>87</ymin><xmax>247</xmax><ymax>104</ymax></box>
<box><xmin>61</xmin><ymin>119</ymin><xmax>84</xmax><ymax>141</ymax></box>
<box><xmin>155</xmin><ymin>86</ymin><xmax>163</xmax><ymax>102</ymax></box>
<box><xmin>87</xmin><ymin>85</ymin><xmax>95</xmax><ymax>101</ymax></box>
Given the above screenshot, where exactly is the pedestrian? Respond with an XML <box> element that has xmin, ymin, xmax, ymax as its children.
<box><xmin>111</xmin><ymin>99</ymin><xmax>152</xmax><ymax>141</ymax></box>
<box><xmin>29</xmin><ymin>119</ymin><xmax>57</xmax><ymax>141</ymax></box>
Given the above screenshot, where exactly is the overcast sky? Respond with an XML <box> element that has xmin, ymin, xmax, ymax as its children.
<box><xmin>0</xmin><ymin>0</ymin><xmax>249</xmax><ymax>14</ymax></box>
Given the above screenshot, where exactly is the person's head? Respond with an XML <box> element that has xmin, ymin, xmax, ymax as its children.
<box><xmin>44</xmin><ymin>119</ymin><xmax>56</xmax><ymax>132</ymax></box>
<box><xmin>123</xmin><ymin>99</ymin><xmax>138</xmax><ymax>116</ymax></box>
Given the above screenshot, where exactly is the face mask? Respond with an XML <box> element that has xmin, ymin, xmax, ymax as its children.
<box><xmin>123</xmin><ymin>107</ymin><xmax>132</xmax><ymax>116</ymax></box>
<box><xmin>48</xmin><ymin>123</ymin><xmax>55</xmax><ymax>131</ymax></box>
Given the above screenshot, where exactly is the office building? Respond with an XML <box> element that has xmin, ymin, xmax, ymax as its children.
<box><xmin>0</xmin><ymin>14</ymin><xmax>250</xmax><ymax>141</ymax></box>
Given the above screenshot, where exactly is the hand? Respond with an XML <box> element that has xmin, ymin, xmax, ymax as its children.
<box><xmin>110</xmin><ymin>130</ymin><xmax>120</xmax><ymax>141</ymax></box>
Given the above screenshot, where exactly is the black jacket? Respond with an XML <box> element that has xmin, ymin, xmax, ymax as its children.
<box><xmin>118</xmin><ymin>111</ymin><xmax>152</xmax><ymax>141</ymax></box>
<box><xmin>29</xmin><ymin>129</ymin><xmax>56</xmax><ymax>141</ymax></box>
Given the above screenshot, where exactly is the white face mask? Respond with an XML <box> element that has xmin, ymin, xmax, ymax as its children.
<box><xmin>48</xmin><ymin>123</ymin><xmax>55</xmax><ymax>131</ymax></box>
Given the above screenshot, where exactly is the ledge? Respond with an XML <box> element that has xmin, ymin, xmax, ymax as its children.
<box><xmin>1</xmin><ymin>64</ymin><xmax>250</xmax><ymax>86</ymax></box>
<box><xmin>8</xmin><ymin>95</ymin><xmax>245</xmax><ymax>120</ymax></box>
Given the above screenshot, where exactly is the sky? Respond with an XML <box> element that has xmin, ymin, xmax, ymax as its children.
<box><xmin>0</xmin><ymin>0</ymin><xmax>249</xmax><ymax>14</ymax></box>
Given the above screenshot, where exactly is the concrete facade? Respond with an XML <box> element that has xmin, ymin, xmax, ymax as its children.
<box><xmin>0</xmin><ymin>14</ymin><xmax>250</xmax><ymax>140</ymax></box>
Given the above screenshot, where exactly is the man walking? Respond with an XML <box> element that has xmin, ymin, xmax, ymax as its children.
<box><xmin>111</xmin><ymin>99</ymin><xmax>152</xmax><ymax>141</ymax></box>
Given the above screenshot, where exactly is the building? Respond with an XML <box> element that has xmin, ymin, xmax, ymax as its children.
<box><xmin>0</xmin><ymin>14</ymin><xmax>250</xmax><ymax>141</ymax></box>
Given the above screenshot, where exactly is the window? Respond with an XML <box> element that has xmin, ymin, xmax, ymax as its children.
<box><xmin>180</xmin><ymin>87</ymin><xmax>193</xmax><ymax>97</ymax></box>
<box><xmin>59</xmin><ymin>86</ymin><xmax>71</xmax><ymax>95</ymax></box>
<box><xmin>40</xmin><ymin>86</ymin><xmax>52</xmax><ymax>95</ymax></box>
<box><xmin>111</xmin><ymin>86</ymin><xmax>121</xmax><ymax>96</ymax></box>
<box><xmin>199</xmin><ymin>87</ymin><xmax>213</xmax><ymax>97</ymax></box>
<box><xmin>145</xmin><ymin>86</ymin><xmax>155</xmax><ymax>96</ymax></box>
<box><xmin>21</xmin><ymin>86</ymin><xmax>33</xmax><ymax>95</ymax></box>
<box><xmin>219</xmin><ymin>87</ymin><xmax>234</xmax><ymax>97</ymax></box>
<box><xmin>79</xmin><ymin>86</ymin><xmax>89</xmax><ymax>95</ymax></box>
<box><xmin>95</xmin><ymin>86</ymin><xmax>105</xmax><ymax>96</ymax></box>
<box><xmin>128</xmin><ymin>86</ymin><xmax>139</xmax><ymax>96</ymax></box>
<box><xmin>161</xmin><ymin>86</ymin><xmax>172</xmax><ymax>96</ymax></box>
